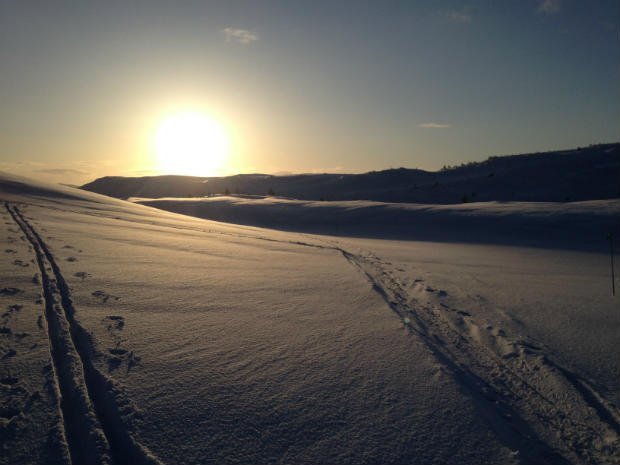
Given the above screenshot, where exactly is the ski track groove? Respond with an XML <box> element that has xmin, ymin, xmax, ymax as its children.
<box><xmin>5</xmin><ymin>202</ymin><xmax>162</xmax><ymax>465</ymax></box>
<box><xmin>338</xmin><ymin>246</ymin><xmax>620</xmax><ymax>465</ymax></box>
<box><xmin>13</xmin><ymin>199</ymin><xmax>620</xmax><ymax>464</ymax></box>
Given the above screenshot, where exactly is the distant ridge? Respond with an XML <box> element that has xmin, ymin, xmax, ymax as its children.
<box><xmin>82</xmin><ymin>143</ymin><xmax>620</xmax><ymax>204</ymax></box>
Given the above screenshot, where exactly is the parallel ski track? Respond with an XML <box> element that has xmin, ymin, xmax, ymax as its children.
<box><xmin>5</xmin><ymin>202</ymin><xmax>161</xmax><ymax>465</ymax></box>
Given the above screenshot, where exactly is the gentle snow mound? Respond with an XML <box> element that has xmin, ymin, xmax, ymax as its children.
<box><xmin>134</xmin><ymin>196</ymin><xmax>620</xmax><ymax>252</ymax></box>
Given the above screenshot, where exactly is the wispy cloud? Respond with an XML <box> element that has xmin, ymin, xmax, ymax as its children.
<box><xmin>538</xmin><ymin>0</ymin><xmax>561</xmax><ymax>15</ymax></box>
<box><xmin>418</xmin><ymin>123</ymin><xmax>451</xmax><ymax>129</ymax></box>
<box><xmin>222</xmin><ymin>28</ymin><xmax>259</xmax><ymax>44</ymax></box>
<box><xmin>33</xmin><ymin>168</ymin><xmax>90</xmax><ymax>175</ymax></box>
<box><xmin>0</xmin><ymin>159</ymin><xmax>124</xmax><ymax>185</ymax></box>
<box><xmin>446</xmin><ymin>8</ymin><xmax>472</xmax><ymax>24</ymax></box>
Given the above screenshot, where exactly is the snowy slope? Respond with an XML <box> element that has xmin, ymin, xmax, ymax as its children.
<box><xmin>1</xmin><ymin>172</ymin><xmax>619</xmax><ymax>465</ymax></box>
<box><xmin>134</xmin><ymin>195</ymin><xmax>620</xmax><ymax>252</ymax></box>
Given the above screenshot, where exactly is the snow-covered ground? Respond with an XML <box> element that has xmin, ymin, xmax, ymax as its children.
<box><xmin>134</xmin><ymin>195</ymin><xmax>620</xmax><ymax>252</ymax></box>
<box><xmin>1</xmin><ymin>172</ymin><xmax>619</xmax><ymax>465</ymax></box>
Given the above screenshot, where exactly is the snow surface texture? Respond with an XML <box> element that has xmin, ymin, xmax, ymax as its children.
<box><xmin>1</xmin><ymin>171</ymin><xmax>619</xmax><ymax>464</ymax></box>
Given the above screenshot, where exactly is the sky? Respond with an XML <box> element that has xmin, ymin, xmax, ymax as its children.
<box><xmin>0</xmin><ymin>0</ymin><xmax>618</xmax><ymax>184</ymax></box>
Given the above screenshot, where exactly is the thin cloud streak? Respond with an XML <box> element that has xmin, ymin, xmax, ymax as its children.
<box><xmin>418</xmin><ymin>123</ymin><xmax>451</xmax><ymax>129</ymax></box>
<box><xmin>33</xmin><ymin>168</ymin><xmax>90</xmax><ymax>175</ymax></box>
<box><xmin>0</xmin><ymin>159</ymin><xmax>132</xmax><ymax>185</ymax></box>
<box><xmin>447</xmin><ymin>9</ymin><xmax>472</xmax><ymax>24</ymax></box>
<box><xmin>538</xmin><ymin>0</ymin><xmax>561</xmax><ymax>15</ymax></box>
<box><xmin>222</xmin><ymin>28</ymin><xmax>259</xmax><ymax>44</ymax></box>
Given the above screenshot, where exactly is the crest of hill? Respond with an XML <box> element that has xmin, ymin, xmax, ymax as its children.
<box><xmin>82</xmin><ymin>143</ymin><xmax>620</xmax><ymax>203</ymax></box>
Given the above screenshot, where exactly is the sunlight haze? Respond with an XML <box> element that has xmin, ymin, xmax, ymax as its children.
<box><xmin>154</xmin><ymin>111</ymin><xmax>230</xmax><ymax>176</ymax></box>
<box><xmin>0</xmin><ymin>0</ymin><xmax>618</xmax><ymax>185</ymax></box>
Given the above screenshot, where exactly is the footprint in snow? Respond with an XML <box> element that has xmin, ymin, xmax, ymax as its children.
<box><xmin>92</xmin><ymin>290</ymin><xmax>119</xmax><ymax>303</ymax></box>
<box><xmin>0</xmin><ymin>376</ymin><xmax>19</xmax><ymax>386</ymax></box>
<box><xmin>107</xmin><ymin>356</ymin><xmax>123</xmax><ymax>371</ymax></box>
<box><xmin>104</xmin><ymin>315</ymin><xmax>125</xmax><ymax>330</ymax></box>
<box><xmin>106</xmin><ymin>349</ymin><xmax>140</xmax><ymax>372</ymax></box>
<box><xmin>12</xmin><ymin>259</ymin><xmax>29</xmax><ymax>268</ymax></box>
<box><xmin>4</xmin><ymin>249</ymin><xmax>16</xmax><ymax>254</ymax></box>
<box><xmin>2</xmin><ymin>349</ymin><xmax>17</xmax><ymax>359</ymax></box>
<box><xmin>0</xmin><ymin>288</ymin><xmax>22</xmax><ymax>296</ymax></box>
<box><xmin>66</xmin><ymin>257</ymin><xmax>78</xmax><ymax>262</ymax></box>
<box><xmin>2</xmin><ymin>305</ymin><xmax>23</xmax><ymax>322</ymax></box>
<box><xmin>74</xmin><ymin>271</ymin><xmax>91</xmax><ymax>280</ymax></box>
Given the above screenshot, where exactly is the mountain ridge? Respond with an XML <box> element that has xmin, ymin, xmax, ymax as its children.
<box><xmin>82</xmin><ymin>143</ymin><xmax>620</xmax><ymax>204</ymax></box>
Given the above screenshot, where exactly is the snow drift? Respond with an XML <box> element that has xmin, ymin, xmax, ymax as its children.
<box><xmin>134</xmin><ymin>195</ymin><xmax>620</xmax><ymax>253</ymax></box>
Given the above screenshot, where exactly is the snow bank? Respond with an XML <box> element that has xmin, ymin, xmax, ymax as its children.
<box><xmin>134</xmin><ymin>196</ymin><xmax>620</xmax><ymax>252</ymax></box>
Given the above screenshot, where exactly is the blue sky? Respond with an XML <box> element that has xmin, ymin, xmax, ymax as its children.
<box><xmin>0</xmin><ymin>0</ymin><xmax>618</xmax><ymax>183</ymax></box>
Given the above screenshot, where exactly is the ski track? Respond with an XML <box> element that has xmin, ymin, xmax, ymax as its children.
<box><xmin>8</xmin><ymin>199</ymin><xmax>620</xmax><ymax>464</ymax></box>
<box><xmin>341</xmin><ymin>248</ymin><xmax>620</xmax><ymax>464</ymax></box>
<box><xmin>199</xmin><ymin>218</ymin><xmax>620</xmax><ymax>464</ymax></box>
<box><xmin>5</xmin><ymin>202</ymin><xmax>162</xmax><ymax>465</ymax></box>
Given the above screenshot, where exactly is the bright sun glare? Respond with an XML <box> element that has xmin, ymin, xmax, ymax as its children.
<box><xmin>154</xmin><ymin>112</ymin><xmax>229</xmax><ymax>176</ymax></box>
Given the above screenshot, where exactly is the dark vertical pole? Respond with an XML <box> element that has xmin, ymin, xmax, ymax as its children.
<box><xmin>609</xmin><ymin>231</ymin><xmax>615</xmax><ymax>297</ymax></box>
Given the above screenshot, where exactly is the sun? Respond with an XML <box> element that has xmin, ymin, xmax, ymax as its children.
<box><xmin>154</xmin><ymin>112</ymin><xmax>229</xmax><ymax>176</ymax></box>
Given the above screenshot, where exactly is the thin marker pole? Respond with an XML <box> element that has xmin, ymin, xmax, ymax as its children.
<box><xmin>609</xmin><ymin>231</ymin><xmax>615</xmax><ymax>297</ymax></box>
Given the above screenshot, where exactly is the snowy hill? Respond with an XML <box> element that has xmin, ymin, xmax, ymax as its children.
<box><xmin>2</xmin><ymin>172</ymin><xmax>619</xmax><ymax>465</ymax></box>
<box><xmin>83</xmin><ymin>143</ymin><xmax>620</xmax><ymax>203</ymax></box>
<box><xmin>133</xmin><ymin>196</ymin><xmax>620</xmax><ymax>253</ymax></box>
